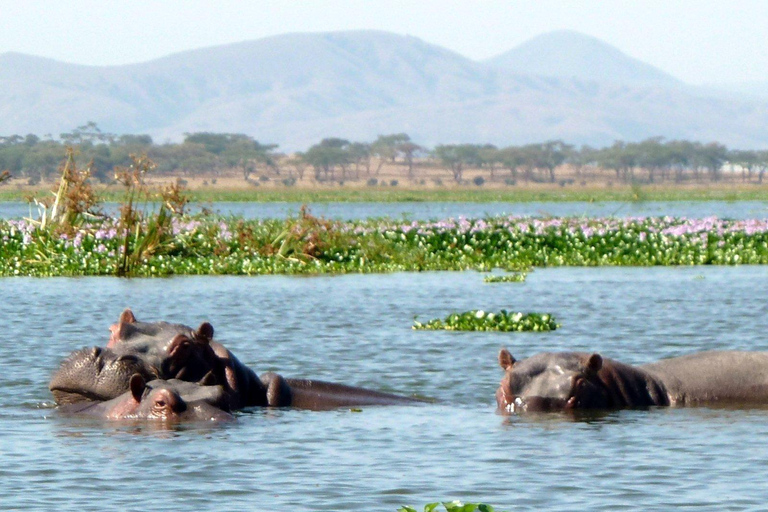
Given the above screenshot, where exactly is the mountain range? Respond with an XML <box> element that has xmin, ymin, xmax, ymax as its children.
<box><xmin>1</xmin><ymin>29</ymin><xmax>767</xmax><ymax>150</ymax></box>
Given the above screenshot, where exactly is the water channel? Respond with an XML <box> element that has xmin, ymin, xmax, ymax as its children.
<box><xmin>3</xmin><ymin>267</ymin><xmax>768</xmax><ymax>510</ymax></box>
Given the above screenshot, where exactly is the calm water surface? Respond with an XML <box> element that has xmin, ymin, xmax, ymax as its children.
<box><xmin>3</xmin><ymin>267</ymin><xmax>768</xmax><ymax>510</ymax></box>
<box><xmin>3</xmin><ymin>200</ymin><xmax>768</xmax><ymax>220</ymax></box>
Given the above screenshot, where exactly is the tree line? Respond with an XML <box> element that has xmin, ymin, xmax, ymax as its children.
<box><xmin>2</xmin><ymin>123</ymin><xmax>768</xmax><ymax>186</ymax></box>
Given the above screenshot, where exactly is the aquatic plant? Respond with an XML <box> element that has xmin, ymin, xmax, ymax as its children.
<box><xmin>399</xmin><ymin>502</ymin><xmax>504</xmax><ymax>512</ymax></box>
<box><xmin>483</xmin><ymin>272</ymin><xmax>527</xmax><ymax>283</ymax></box>
<box><xmin>27</xmin><ymin>147</ymin><xmax>102</xmax><ymax>231</ymax></box>
<box><xmin>5</xmin><ymin>213</ymin><xmax>768</xmax><ymax>276</ymax></box>
<box><xmin>413</xmin><ymin>310</ymin><xmax>559</xmax><ymax>332</ymax></box>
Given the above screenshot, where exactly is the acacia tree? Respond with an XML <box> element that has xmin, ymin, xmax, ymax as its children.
<box><xmin>371</xmin><ymin>133</ymin><xmax>411</xmax><ymax>175</ymax></box>
<box><xmin>730</xmin><ymin>149</ymin><xmax>758</xmax><ymax>182</ymax></box>
<box><xmin>398</xmin><ymin>141</ymin><xmax>422</xmax><ymax>178</ymax></box>
<box><xmin>694</xmin><ymin>142</ymin><xmax>728</xmax><ymax>182</ymax></box>
<box><xmin>347</xmin><ymin>142</ymin><xmax>372</xmax><ymax>180</ymax></box>
<box><xmin>529</xmin><ymin>140</ymin><xmax>572</xmax><ymax>183</ymax></box>
<box><xmin>433</xmin><ymin>144</ymin><xmax>482</xmax><ymax>183</ymax></box>
<box><xmin>303</xmin><ymin>138</ymin><xmax>351</xmax><ymax>181</ymax></box>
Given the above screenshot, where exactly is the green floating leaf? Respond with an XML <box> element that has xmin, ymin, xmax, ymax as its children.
<box><xmin>400</xmin><ymin>504</ymin><xmax>504</xmax><ymax>512</ymax></box>
<box><xmin>413</xmin><ymin>310</ymin><xmax>559</xmax><ymax>332</ymax></box>
<box><xmin>484</xmin><ymin>272</ymin><xmax>527</xmax><ymax>283</ymax></box>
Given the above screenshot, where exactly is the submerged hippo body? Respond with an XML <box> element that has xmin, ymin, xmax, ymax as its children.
<box><xmin>496</xmin><ymin>349</ymin><xmax>768</xmax><ymax>413</ymax></box>
<box><xmin>60</xmin><ymin>375</ymin><xmax>235</xmax><ymax>422</ymax></box>
<box><xmin>51</xmin><ymin>308</ymin><xmax>422</xmax><ymax>411</ymax></box>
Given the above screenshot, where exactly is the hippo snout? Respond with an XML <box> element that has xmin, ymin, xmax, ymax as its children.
<box><xmin>503</xmin><ymin>395</ymin><xmax>570</xmax><ymax>413</ymax></box>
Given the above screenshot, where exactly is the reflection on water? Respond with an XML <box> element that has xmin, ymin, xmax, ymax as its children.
<box><xmin>3</xmin><ymin>267</ymin><xmax>768</xmax><ymax>510</ymax></box>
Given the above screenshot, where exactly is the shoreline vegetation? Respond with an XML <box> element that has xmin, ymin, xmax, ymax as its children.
<box><xmin>4</xmin><ymin>150</ymin><xmax>768</xmax><ymax>278</ymax></box>
<box><xmin>2</xmin><ymin>128</ymin><xmax>768</xmax><ymax>205</ymax></box>
<box><xmin>7</xmin><ymin>183</ymin><xmax>768</xmax><ymax>203</ymax></box>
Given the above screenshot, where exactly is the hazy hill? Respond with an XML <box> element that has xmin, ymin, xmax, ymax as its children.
<box><xmin>485</xmin><ymin>30</ymin><xmax>679</xmax><ymax>86</ymax></box>
<box><xmin>0</xmin><ymin>30</ymin><xmax>767</xmax><ymax>149</ymax></box>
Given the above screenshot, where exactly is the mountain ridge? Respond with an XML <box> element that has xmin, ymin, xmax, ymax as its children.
<box><xmin>0</xmin><ymin>29</ymin><xmax>766</xmax><ymax>150</ymax></box>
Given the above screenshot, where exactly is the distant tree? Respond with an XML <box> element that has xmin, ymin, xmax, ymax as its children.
<box><xmin>478</xmin><ymin>144</ymin><xmax>500</xmax><ymax>181</ymax></box>
<box><xmin>60</xmin><ymin>121</ymin><xmax>115</xmax><ymax>145</ymax></box>
<box><xmin>730</xmin><ymin>149</ymin><xmax>758</xmax><ymax>182</ymax></box>
<box><xmin>694</xmin><ymin>142</ymin><xmax>728</xmax><ymax>182</ymax></box>
<box><xmin>757</xmin><ymin>150</ymin><xmax>768</xmax><ymax>183</ymax></box>
<box><xmin>371</xmin><ymin>133</ymin><xmax>411</xmax><ymax>175</ymax></box>
<box><xmin>595</xmin><ymin>141</ymin><xmax>640</xmax><ymax>182</ymax></box>
<box><xmin>433</xmin><ymin>144</ymin><xmax>482</xmax><ymax>183</ymax></box>
<box><xmin>398</xmin><ymin>141</ymin><xmax>423</xmax><ymax>178</ymax></box>
<box><xmin>346</xmin><ymin>142</ymin><xmax>372</xmax><ymax>180</ymax></box>
<box><xmin>526</xmin><ymin>140</ymin><xmax>573</xmax><ymax>183</ymax></box>
<box><xmin>284</xmin><ymin>153</ymin><xmax>309</xmax><ymax>180</ymax></box>
<box><xmin>303</xmin><ymin>138</ymin><xmax>351</xmax><ymax>181</ymax></box>
<box><xmin>665</xmin><ymin>140</ymin><xmax>695</xmax><ymax>183</ymax></box>
<box><xmin>635</xmin><ymin>137</ymin><xmax>668</xmax><ymax>183</ymax></box>
<box><xmin>498</xmin><ymin>146</ymin><xmax>525</xmax><ymax>182</ymax></box>
<box><xmin>116</xmin><ymin>134</ymin><xmax>153</xmax><ymax>146</ymax></box>
<box><xmin>221</xmin><ymin>137</ymin><xmax>278</xmax><ymax>181</ymax></box>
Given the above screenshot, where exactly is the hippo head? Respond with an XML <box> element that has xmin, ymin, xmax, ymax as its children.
<box><xmin>107</xmin><ymin>308</ymin><xmax>224</xmax><ymax>384</ymax></box>
<box><xmin>496</xmin><ymin>349</ymin><xmax>611</xmax><ymax>413</ymax></box>
<box><xmin>49</xmin><ymin>309</ymin><xmax>226</xmax><ymax>405</ymax></box>
<box><xmin>50</xmin><ymin>346</ymin><xmax>157</xmax><ymax>404</ymax></box>
<box><xmin>113</xmin><ymin>375</ymin><xmax>234</xmax><ymax>422</ymax></box>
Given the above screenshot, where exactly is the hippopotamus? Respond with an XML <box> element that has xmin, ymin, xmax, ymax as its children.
<box><xmin>59</xmin><ymin>374</ymin><xmax>234</xmax><ymax>422</ymax></box>
<box><xmin>51</xmin><ymin>308</ymin><xmax>422</xmax><ymax>411</ymax></box>
<box><xmin>496</xmin><ymin>348</ymin><xmax>768</xmax><ymax>413</ymax></box>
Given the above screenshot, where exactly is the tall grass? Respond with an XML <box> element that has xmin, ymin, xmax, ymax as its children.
<box><xmin>22</xmin><ymin>149</ymin><xmax>189</xmax><ymax>277</ymax></box>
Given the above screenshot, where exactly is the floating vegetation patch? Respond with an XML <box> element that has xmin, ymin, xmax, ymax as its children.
<box><xmin>413</xmin><ymin>310</ymin><xmax>559</xmax><ymax>332</ymax></box>
<box><xmin>400</xmin><ymin>502</ymin><xmax>504</xmax><ymax>512</ymax></box>
<box><xmin>483</xmin><ymin>272</ymin><xmax>527</xmax><ymax>283</ymax></box>
<box><xmin>5</xmin><ymin>213</ymin><xmax>768</xmax><ymax>276</ymax></box>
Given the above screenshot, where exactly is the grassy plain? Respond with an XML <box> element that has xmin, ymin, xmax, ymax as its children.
<box><xmin>3</xmin><ymin>163</ymin><xmax>768</xmax><ymax>203</ymax></box>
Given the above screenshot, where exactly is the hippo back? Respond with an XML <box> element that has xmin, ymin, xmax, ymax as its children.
<box><xmin>641</xmin><ymin>351</ymin><xmax>768</xmax><ymax>405</ymax></box>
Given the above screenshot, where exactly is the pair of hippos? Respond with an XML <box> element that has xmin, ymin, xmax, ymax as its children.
<box><xmin>49</xmin><ymin>309</ymin><xmax>421</xmax><ymax>422</ymax></box>
<box><xmin>50</xmin><ymin>309</ymin><xmax>768</xmax><ymax>422</ymax></box>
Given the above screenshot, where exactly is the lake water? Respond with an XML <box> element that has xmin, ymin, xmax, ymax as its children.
<box><xmin>4</xmin><ymin>267</ymin><xmax>768</xmax><ymax>510</ymax></box>
<box><xmin>3</xmin><ymin>200</ymin><xmax>768</xmax><ymax>220</ymax></box>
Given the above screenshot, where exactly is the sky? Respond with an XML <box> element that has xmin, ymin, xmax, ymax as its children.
<box><xmin>0</xmin><ymin>0</ymin><xmax>766</xmax><ymax>85</ymax></box>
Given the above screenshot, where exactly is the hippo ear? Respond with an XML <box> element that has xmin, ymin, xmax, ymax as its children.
<box><xmin>108</xmin><ymin>321</ymin><xmax>137</xmax><ymax>347</ymax></box>
<box><xmin>120</xmin><ymin>308</ymin><xmax>137</xmax><ymax>324</ymax></box>
<box><xmin>499</xmin><ymin>348</ymin><xmax>516</xmax><ymax>370</ymax></box>
<box><xmin>129</xmin><ymin>374</ymin><xmax>147</xmax><ymax>402</ymax></box>
<box><xmin>168</xmin><ymin>334</ymin><xmax>192</xmax><ymax>358</ymax></box>
<box><xmin>196</xmin><ymin>322</ymin><xmax>214</xmax><ymax>342</ymax></box>
<box><xmin>199</xmin><ymin>370</ymin><xmax>218</xmax><ymax>386</ymax></box>
<box><xmin>585</xmin><ymin>353</ymin><xmax>603</xmax><ymax>374</ymax></box>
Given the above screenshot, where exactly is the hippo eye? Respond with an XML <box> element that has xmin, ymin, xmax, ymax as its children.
<box><xmin>155</xmin><ymin>400</ymin><xmax>166</xmax><ymax>408</ymax></box>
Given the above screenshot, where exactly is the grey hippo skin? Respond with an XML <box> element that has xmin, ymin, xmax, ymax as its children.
<box><xmin>495</xmin><ymin>348</ymin><xmax>768</xmax><ymax>413</ymax></box>
<box><xmin>51</xmin><ymin>308</ymin><xmax>422</xmax><ymax>411</ymax></box>
<box><xmin>59</xmin><ymin>374</ymin><xmax>234</xmax><ymax>422</ymax></box>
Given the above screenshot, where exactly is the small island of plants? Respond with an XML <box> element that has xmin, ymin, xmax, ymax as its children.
<box><xmin>413</xmin><ymin>310</ymin><xmax>559</xmax><ymax>332</ymax></box>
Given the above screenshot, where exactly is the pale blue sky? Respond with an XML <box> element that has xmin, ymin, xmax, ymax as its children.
<box><xmin>0</xmin><ymin>0</ymin><xmax>765</xmax><ymax>85</ymax></box>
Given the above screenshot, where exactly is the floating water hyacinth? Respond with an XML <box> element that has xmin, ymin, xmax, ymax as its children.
<box><xmin>483</xmin><ymin>272</ymin><xmax>527</xmax><ymax>283</ymax></box>
<box><xmin>5</xmin><ymin>213</ymin><xmax>768</xmax><ymax>276</ymax></box>
<box><xmin>399</xmin><ymin>502</ymin><xmax>503</xmax><ymax>512</ymax></box>
<box><xmin>397</xmin><ymin>500</ymin><xmax>501</xmax><ymax>512</ymax></box>
<box><xmin>413</xmin><ymin>310</ymin><xmax>559</xmax><ymax>332</ymax></box>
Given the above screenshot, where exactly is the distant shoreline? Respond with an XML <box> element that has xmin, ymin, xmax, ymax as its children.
<box><xmin>3</xmin><ymin>181</ymin><xmax>768</xmax><ymax>203</ymax></box>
